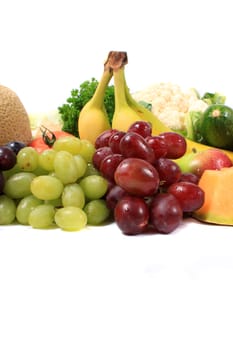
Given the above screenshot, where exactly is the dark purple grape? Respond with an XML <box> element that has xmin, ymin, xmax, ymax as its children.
<box><xmin>114</xmin><ymin>195</ymin><xmax>149</xmax><ymax>235</ymax></box>
<box><xmin>155</xmin><ymin>158</ymin><xmax>181</xmax><ymax>187</ymax></box>
<box><xmin>150</xmin><ymin>192</ymin><xmax>183</xmax><ymax>234</ymax></box>
<box><xmin>5</xmin><ymin>141</ymin><xmax>26</xmax><ymax>154</ymax></box>
<box><xmin>0</xmin><ymin>171</ymin><xmax>5</xmax><ymax>193</ymax></box>
<box><xmin>127</xmin><ymin>121</ymin><xmax>152</xmax><ymax>138</ymax></box>
<box><xmin>167</xmin><ymin>181</ymin><xmax>205</xmax><ymax>212</ymax></box>
<box><xmin>159</xmin><ymin>132</ymin><xmax>187</xmax><ymax>159</ymax></box>
<box><xmin>0</xmin><ymin>146</ymin><xmax>17</xmax><ymax>170</ymax></box>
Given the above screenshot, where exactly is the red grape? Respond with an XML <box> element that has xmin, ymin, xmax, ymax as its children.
<box><xmin>127</xmin><ymin>121</ymin><xmax>152</xmax><ymax>138</ymax></box>
<box><xmin>92</xmin><ymin>146</ymin><xmax>113</xmax><ymax>170</ymax></box>
<box><xmin>155</xmin><ymin>158</ymin><xmax>181</xmax><ymax>187</ymax></box>
<box><xmin>179</xmin><ymin>172</ymin><xmax>199</xmax><ymax>184</ymax></box>
<box><xmin>100</xmin><ymin>153</ymin><xmax>124</xmax><ymax>181</ymax></box>
<box><xmin>159</xmin><ymin>132</ymin><xmax>187</xmax><ymax>159</ymax></box>
<box><xmin>119</xmin><ymin>132</ymin><xmax>155</xmax><ymax>164</ymax></box>
<box><xmin>167</xmin><ymin>181</ymin><xmax>205</xmax><ymax>212</ymax></box>
<box><xmin>145</xmin><ymin>135</ymin><xmax>168</xmax><ymax>159</ymax></box>
<box><xmin>94</xmin><ymin>129</ymin><xmax>117</xmax><ymax>149</ymax></box>
<box><xmin>149</xmin><ymin>192</ymin><xmax>183</xmax><ymax>234</ymax></box>
<box><xmin>106</xmin><ymin>185</ymin><xmax>128</xmax><ymax>210</ymax></box>
<box><xmin>114</xmin><ymin>195</ymin><xmax>149</xmax><ymax>234</ymax></box>
<box><xmin>108</xmin><ymin>131</ymin><xmax>126</xmax><ymax>153</ymax></box>
<box><xmin>114</xmin><ymin>158</ymin><xmax>160</xmax><ymax>197</ymax></box>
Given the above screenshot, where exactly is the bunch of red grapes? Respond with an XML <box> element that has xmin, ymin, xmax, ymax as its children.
<box><xmin>93</xmin><ymin>121</ymin><xmax>204</xmax><ymax>235</ymax></box>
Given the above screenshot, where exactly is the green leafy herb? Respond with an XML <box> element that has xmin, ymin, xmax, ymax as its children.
<box><xmin>58</xmin><ymin>78</ymin><xmax>115</xmax><ymax>137</ymax></box>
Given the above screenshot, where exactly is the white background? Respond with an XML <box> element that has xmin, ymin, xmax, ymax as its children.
<box><xmin>1</xmin><ymin>0</ymin><xmax>233</xmax><ymax>112</ymax></box>
<box><xmin>1</xmin><ymin>1</ymin><xmax>233</xmax><ymax>349</ymax></box>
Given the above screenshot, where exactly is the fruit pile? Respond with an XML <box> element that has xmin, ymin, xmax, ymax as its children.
<box><xmin>2</xmin><ymin>50</ymin><xmax>233</xmax><ymax>233</ymax></box>
<box><xmin>93</xmin><ymin>120</ymin><xmax>205</xmax><ymax>235</ymax></box>
<box><xmin>0</xmin><ymin>121</ymin><xmax>206</xmax><ymax>235</ymax></box>
<box><xmin>0</xmin><ymin>136</ymin><xmax>111</xmax><ymax>231</ymax></box>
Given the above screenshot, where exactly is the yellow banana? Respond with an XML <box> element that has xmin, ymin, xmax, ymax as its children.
<box><xmin>78</xmin><ymin>61</ymin><xmax>112</xmax><ymax>144</ymax></box>
<box><xmin>112</xmin><ymin>66</ymin><xmax>144</xmax><ymax>131</ymax></box>
<box><xmin>107</xmin><ymin>51</ymin><xmax>143</xmax><ymax>131</ymax></box>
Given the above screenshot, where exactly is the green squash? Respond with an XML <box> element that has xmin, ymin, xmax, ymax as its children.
<box><xmin>201</xmin><ymin>104</ymin><xmax>233</xmax><ymax>150</ymax></box>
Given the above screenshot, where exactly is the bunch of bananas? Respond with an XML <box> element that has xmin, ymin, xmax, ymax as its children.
<box><xmin>78</xmin><ymin>51</ymin><xmax>233</xmax><ymax>162</ymax></box>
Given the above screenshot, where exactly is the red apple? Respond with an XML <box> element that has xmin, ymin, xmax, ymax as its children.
<box><xmin>189</xmin><ymin>148</ymin><xmax>232</xmax><ymax>177</ymax></box>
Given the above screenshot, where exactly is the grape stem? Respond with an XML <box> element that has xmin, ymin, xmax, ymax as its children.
<box><xmin>40</xmin><ymin>125</ymin><xmax>57</xmax><ymax>147</ymax></box>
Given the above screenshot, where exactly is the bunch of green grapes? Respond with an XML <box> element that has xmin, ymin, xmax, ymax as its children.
<box><xmin>0</xmin><ymin>136</ymin><xmax>111</xmax><ymax>231</ymax></box>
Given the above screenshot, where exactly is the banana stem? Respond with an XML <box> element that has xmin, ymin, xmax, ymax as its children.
<box><xmin>106</xmin><ymin>51</ymin><xmax>130</xmax><ymax>108</ymax></box>
<box><xmin>106</xmin><ymin>51</ymin><xmax>128</xmax><ymax>71</ymax></box>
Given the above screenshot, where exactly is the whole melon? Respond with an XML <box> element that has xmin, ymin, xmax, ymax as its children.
<box><xmin>0</xmin><ymin>85</ymin><xmax>32</xmax><ymax>146</ymax></box>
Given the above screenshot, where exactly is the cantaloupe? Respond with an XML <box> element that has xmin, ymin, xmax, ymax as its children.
<box><xmin>193</xmin><ymin>166</ymin><xmax>233</xmax><ymax>225</ymax></box>
<box><xmin>0</xmin><ymin>85</ymin><xmax>32</xmax><ymax>146</ymax></box>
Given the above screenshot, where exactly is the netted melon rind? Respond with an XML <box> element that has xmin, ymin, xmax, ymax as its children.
<box><xmin>0</xmin><ymin>85</ymin><xmax>32</xmax><ymax>146</ymax></box>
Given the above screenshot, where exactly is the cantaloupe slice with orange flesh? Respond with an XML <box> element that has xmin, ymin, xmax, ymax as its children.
<box><xmin>193</xmin><ymin>167</ymin><xmax>233</xmax><ymax>225</ymax></box>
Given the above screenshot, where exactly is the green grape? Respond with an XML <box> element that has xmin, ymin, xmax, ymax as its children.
<box><xmin>17</xmin><ymin>147</ymin><xmax>39</xmax><ymax>171</ymax></box>
<box><xmin>79</xmin><ymin>139</ymin><xmax>96</xmax><ymax>162</ymax></box>
<box><xmin>0</xmin><ymin>195</ymin><xmax>16</xmax><ymax>224</ymax></box>
<box><xmin>54</xmin><ymin>206</ymin><xmax>87</xmax><ymax>231</ymax></box>
<box><xmin>16</xmin><ymin>195</ymin><xmax>43</xmax><ymax>225</ymax></box>
<box><xmin>3</xmin><ymin>172</ymin><xmax>36</xmax><ymax>199</ymax></box>
<box><xmin>3</xmin><ymin>163</ymin><xmax>21</xmax><ymax>180</ymax></box>
<box><xmin>38</xmin><ymin>149</ymin><xmax>57</xmax><ymax>171</ymax></box>
<box><xmin>62</xmin><ymin>183</ymin><xmax>85</xmax><ymax>208</ymax></box>
<box><xmin>47</xmin><ymin>171</ymin><xmax>57</xmax><ymax>177</ymax></box>
<box><xmin>28</xmin><ymin>204</ymin><xmax>55</xmax><ymax>228</ymax></box>
<box><xmin>44</xmin><ymin>197</ymin><xmax>63</xmax><ymax>207</ymax></box>
<box><xmin>53</xmin><ymin>150</ymin><xmax>79</xmax><ymax>184</ymax></box>
<box><xmin>79</xmin><ymin>175</ymin><xmax>108</xmax><ymax>200</ymax></box>
<box><xmin>73</xmin><ymin>154</ymin><xmax>87</xmax><ymax>179</ymax></box>
<box><xmin>33</xmin><ymin>166</ymin><xmax>49</xmax><ymax>176</ymax></box>
<box><xmin>52</xmin><ymin>136</ymin><xmax>81</xmax><ymax>154</ymax></box>
<box><xmin>84</xmin><ymin>199</ymin><xmax>110</xmax><ymax>225</ymax></box>
<box><xmin>83</xmin><ymin>162</ymin><xmax>100</xmax><ymax>177</ymax></box>
<box><xmin>30</xmin><ymin>175</ymin><xmax>64</xmax><ymax>200</ymax></box>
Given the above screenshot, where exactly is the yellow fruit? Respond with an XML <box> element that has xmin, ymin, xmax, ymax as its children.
<box><xmin>108</xmin><ymin>51</ymin><xmax>143</xmax><ymax>131</ymax></box>
<box><xmin>78</xmin><ymin>62</ymin><xmax>112</xmax><ymax>144</ymax></box>
<box><xmin>112</xmin><ymin>66</ymin><xmax>143</xmax><ymax>131</ymax></box>
<box><xmin>0</xmin><ymin>85</ymin><xmax>32</xmax><ymax>145</ymax></box>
